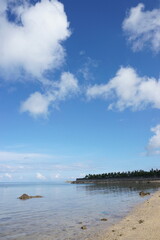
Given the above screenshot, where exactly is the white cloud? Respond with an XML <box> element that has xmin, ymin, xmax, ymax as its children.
<box><xmin>0</xmin><ymin>1</ymin><xmax>7</xmax><ymax>14</ymax></box>
<box><xmin>147</xmin><ymin>125</ymin><xmax>160</xmax><ymax>155</ymax></box>
<box><xmin>4</xmin><ymin>173</ymin><xmax>12</xmax><ymax>179</ymax></box>
<box><xmin>51</xmin><ymin>173</ymin><xmax>61</xmax><ymax>179</ymax></box>
<box><xmin>58</xmin><ymin>72</ymin><xmax>79</xmax><ymax>99</ymax></box>
<box><xmin>52</xmin><ymin>162</ymin><xmax>89</xmax><ymax>171</ymax></box>
<box><xmin>0</xmin><ymin>1</ymin><xmax>81</xmax><ymax>118</ymax></box>
<box><xmin>0</xmin><ymin>172</ymin><xmax>13</xmax><ymax>180</ymax></box>
<box><xmin>78</xmin><ymin>57</ymin><xmax>98</xmax><ymax>81</ymax></box>
<box><xmin>0</xmin><ymin>0</ymin><xmax>70</xmax><ymax>77</ymax></box>
<box><xmin>0</xmin><ymin>164</ymin><xmax>25</xmax><ymax>173</ymax></box>
<box><xmin>0</xmin><ymin>151</ymin><xmax>55</xmax><ymax>161</ymax></box>
<box><xmin>79</xmin><ymin>172</ymin><xmax>86</xmax><ymax>178</ymax></box>
<box><xmin>36</xmin><ymin>172</ymin><xmax>46</xmax><ymax>180</ymax></box>
<box><xmin>20</xmin><ymin>72</ymin><xmax>79</xmax><ymax>117</ymax></box>
<box><xmin>20</xmin><ymin>92</ymin><xmax>51</xmax><ymax>117</ymax></box>
<box><xmin>87</xmin><ymin>66</ymin><xmax>160</xmax><ymax>111</ymax></box>
<box><xmin>123</xmin><ymin>3</ymin><xmax>160</xmax><ymax>52</ymax></box>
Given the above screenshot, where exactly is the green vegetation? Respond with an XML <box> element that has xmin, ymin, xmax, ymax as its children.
<box><xmin>85</xmin><ymin>169</ymin><xmax>160</xmax><ymax>179</ymax></box>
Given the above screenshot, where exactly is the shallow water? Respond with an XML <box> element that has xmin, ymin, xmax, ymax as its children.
<box><xmin>0</xmin><ymin>181</ymin><xmax>159</xmax><ymax>240</ymax></box>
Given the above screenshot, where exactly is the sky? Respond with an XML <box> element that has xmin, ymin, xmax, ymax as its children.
<box><xmin>0</xmin><ymin>0</ymin><xmax>160</xmax><ymax>182</ymax></box>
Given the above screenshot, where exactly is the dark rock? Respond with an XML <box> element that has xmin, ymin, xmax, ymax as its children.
<box><xmin>139</xmin><ymin>191</ymin><xmax>150</xmax><ymax>197</ymax></box>
<box><xmin>31</xmin><ymin>195</ymin><xmax>43</xmax><ymax>198</ymax></box>
<box><xmin>18</xmin><ymin>194</ymin><xmax>30</xmax><ymax>200</ymax></box>
<box><xmin>138</xmin><ymin>219</ymin><xmax>144</xmax><ymax>224</ymax></box>
<box><xmin>100</xmin><ymin>218</ymin><xmax>108</xmax><ymax>221</ymax></box>
<box><xmin>18</xmin><ymin>194</ymin><xmax>43</xmax><ymax>200</ymax></box>
<box><xmin>81</xmin><ymin>225</ymin><xmax>87</xmax><ymax>230</ymax></box>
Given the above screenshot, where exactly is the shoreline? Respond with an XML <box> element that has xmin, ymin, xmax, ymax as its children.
<box><xmin>71</xmin><ymin>178</ymin><xmax>160</xmax><ymax>184</ymax></box>
<box><xmin>99</xmin><ymin>189</ymin><xmax>160</xmax><ymax>240</ymax></box>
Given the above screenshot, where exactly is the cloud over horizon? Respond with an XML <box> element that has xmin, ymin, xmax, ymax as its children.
<box><xmin>36</xmin><ymin>172</ymin><xmax>46</xmax><ymax>180</ymax></box>
<box><xmin>0</xmin><ymin>149</ymin><xmax>92</xmax><ymax>181</ymax></box>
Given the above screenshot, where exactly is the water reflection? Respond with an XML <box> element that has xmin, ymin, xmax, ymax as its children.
<box><xmin>76</xmin><ymin>181</ymin><xmax>160</xmax><ymax>195</ymax></box>
<box><xmin>0</xmin><ymin>182</ymin><xmax>160</xmax><ymax>240</ymax></box>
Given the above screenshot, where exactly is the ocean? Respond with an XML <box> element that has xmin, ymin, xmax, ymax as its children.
<box><xmin>0</xmin><ymin>181</ymin><xmax>159</xmax><ymax>240</ymax></box>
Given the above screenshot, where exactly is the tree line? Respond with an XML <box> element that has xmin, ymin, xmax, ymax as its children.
<box><xmin>85</xmin><ymin>169</ymin><xmax>160</xmax><ymax>179</ymax></box>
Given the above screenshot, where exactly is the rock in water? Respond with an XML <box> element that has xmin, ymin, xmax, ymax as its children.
<box><xmin>18</xmin><ymin>194</ymin><xmax>30</xmax><ymax>200</ymax></box>
<box><xmin>139</xmin><ymin>191</ymin><xmax>150</xmax><ymax>197</ymax></box>
<box><xmin>100</xmin><ymin>218</ymin><xmax>108</xmax><ymax>221</ymax></box>
<box><xmin>18</xmin><ymin>194</ymin><xmax>43</xmax><ymax>200</ymax></box>
<box><xmin>81</xmin><ymin>225</ymin><xmax>87</xmax><ymax>230</ymax></box>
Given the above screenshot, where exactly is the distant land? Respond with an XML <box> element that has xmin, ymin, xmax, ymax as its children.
<box><xmin>71</xmin><ymin>169</ymin><xmax>160</xmax><ymax>184</ymax></box>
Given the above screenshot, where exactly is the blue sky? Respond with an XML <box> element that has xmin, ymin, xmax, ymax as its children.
<box><xmin>0</xmin><ymin>0</ymin><xmax>160</xmax><ymax>182</ymax></box>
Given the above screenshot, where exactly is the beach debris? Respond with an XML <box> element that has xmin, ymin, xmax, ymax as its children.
<box><xmin>139</xmin><ymin>191</ymin><xmax>150</xmax><ymax>197</ymax></box>
<box><xmin>18</xmin><ymin>194</ymin><xmax>43</xmax><ymax>200</ymax></box>
<box><xmin>138</xmin><ymin>219</ymin><xmax>144</xmax><ymax>224</ymax></box>
<box><xmin>100</xmin><ymin>218</ymin><xmax>108</xmax><ymax>221</ymax></box>
<box><xmin>112</xmin><ymin>229</ymin><xmax>115</xmax><ymax>232</ymax></box>
<box><xmin>132</xmin><ymin>227</ymin><xmax>136</xmax><ymax>230</ymax></box>
<box><xmin>81</xmin><ymin>225</ymin><xmax>87</xmax><ymax>230</ymax></box>
<box><xmin>78</xmin><ymin>222</ymin><xmax>83</xmax><ymax>224</ymax></box>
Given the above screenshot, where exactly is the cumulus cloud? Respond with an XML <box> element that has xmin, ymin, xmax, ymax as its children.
<box><xmin>20</xmin><ymin>92</ymin><xmax>51</xmax><ymax>117</ymax></box>
<box><xmin>36</xmin><ymin>172</ymin><xmax>46</xmax><ymax>180</ymax></box>
<box><xmin>20</xmin><ymin>72</ymin><xmax>79</xmax><ymax>117</ymax></box>
<box><xmin>123</xmin><ymin>3</ymin><xmax>160</xmax><ymax>52</ymax></box>
<box><xmin>0</xmin><ymin>0</ymin><xmax>81</xmax><ymax>118</ymax></box>
<box><xmin>0</xmin><ymin>0</ymin><xmax>70</xmax><ymax>77</ymax></box>
<box><xmin>87</xmin><ymin>66</ymin><xmax>160</xmax><ymax>111</ymax></box>
<box><xmin>147</xmin><ymin>125</ymin><xmax>160</xmax><ymax>155</ymax></box>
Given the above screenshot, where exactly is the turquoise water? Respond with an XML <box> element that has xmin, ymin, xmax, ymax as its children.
<box><xmin>0</xmin><ymin>182</ymin><xmax>159</xmax><ymax>240</ymax></box>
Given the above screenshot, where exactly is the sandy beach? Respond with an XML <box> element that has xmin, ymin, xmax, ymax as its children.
<box><xmin>100</xmin><ymin>190</ymin><xmax>160</xmax><ymax>240</ymax></box>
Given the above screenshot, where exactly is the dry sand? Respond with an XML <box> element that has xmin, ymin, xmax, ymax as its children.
<box><xmin>100</xmin><ymin>190</ymin><xmax>160</xmax><ymax>240</ymax></box>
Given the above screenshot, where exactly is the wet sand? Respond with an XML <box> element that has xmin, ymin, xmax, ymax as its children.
<box><xmin>100</xmin><ymin>190</ymin><xmax>160</xmax><ymax>240</ymax></box>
